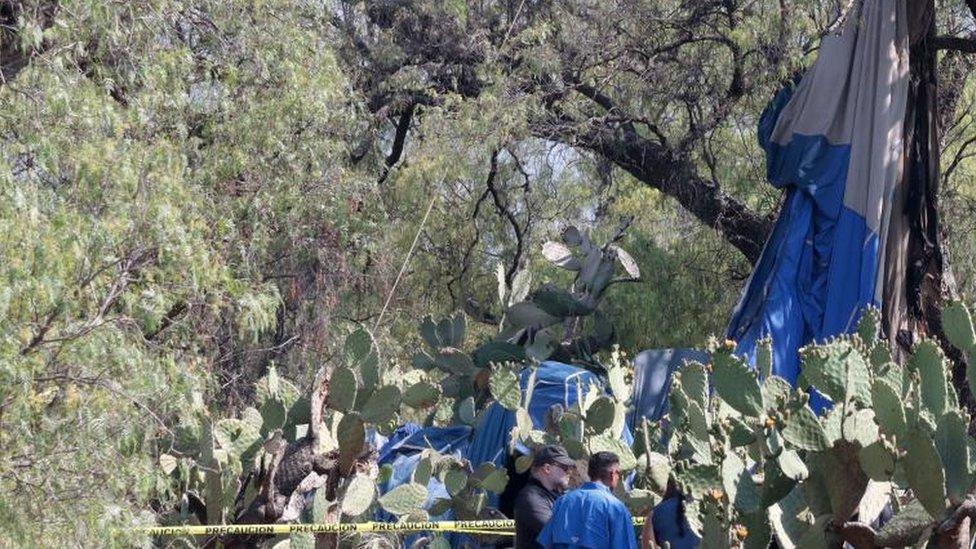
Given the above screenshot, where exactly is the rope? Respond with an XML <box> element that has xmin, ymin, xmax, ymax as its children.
<box><xmin>374</xmin><ymin>194</ymin><xmax>437</xmax><ymax>331</ymax></box>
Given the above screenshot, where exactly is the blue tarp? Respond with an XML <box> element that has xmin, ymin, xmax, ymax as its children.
<box><xmin>376</xmin><ymin>424</ymin><xmax>474</xmax><ymax>546</ymax></box>
<box><xmin>377</xmin><ymin>423</ymin><xmax>469</xmax><ymax>464</ymax></box>
<box><xmin>628</xmin><ymin>349</ymin><xmax>709</xmax><ymax>429</ymax></box>
<box><xmin>651</xmin><ymin>497</ymin><xmax>699</xmax><ymax>549</ymax></box>
<box><xmin>376</xmin><ymin>424</ymin><xmax>472</xmax><ymax>503</ymax></box>
<box><xmin>726</xmin><ymin>0</ymin><xmax>909</xmax><ymax>412</ymax></box>
<box><xmin>467</xmin><ymin>361</ymin><xmax>634</xmax><ymax>474</ymax></box>
<box><xmin>375</xmin><ymin>361</ymin><xmax>635</xmax><ymax>546</ymax></box>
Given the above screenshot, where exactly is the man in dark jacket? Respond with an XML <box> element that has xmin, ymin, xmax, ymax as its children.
<box><xmin>513</xmin><ymin>445</ymin><xmax>576</xmax><ymax>549</ymax></box>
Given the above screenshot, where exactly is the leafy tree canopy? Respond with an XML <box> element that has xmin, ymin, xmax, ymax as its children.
<box><xmin>0</xmin><ymin>0</ymin><xmax>973</xmax><ymax>545</ymax></box>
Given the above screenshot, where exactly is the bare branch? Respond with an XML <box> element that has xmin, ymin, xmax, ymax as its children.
<box><xmin>485</xmin><ymin>150</ymin><xmax>528</xmax><ymax>286</ymax></box>
<box><xmin>378</xmin><ymin>102</ymin><xmax>416</xmax><ymax>184</ymax></box>
<box><xmin>550</xmin><ymin>86</ymin><xmax>771</xmax><ymax>263</ymax></box>
<box><xmin>934</xmin><ymin>35</ymin><xmax>976</xmax><ymax>53</ymax></box>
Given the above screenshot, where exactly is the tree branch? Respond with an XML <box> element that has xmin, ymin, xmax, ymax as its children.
<box><xmin>934</xmin><ymin>35</ymin><xmax>976</xmax><ymax>53</ymax></box>
<box><xmin>339</xmin><ymin>0</ymin><xmax>773</xmax><ymax>263</ymax></box>
<box><xmin>581</xmin><ymin>122</ymin><xmax>768</xmax><ymax>263</ymax></box>
<box><xmin>485</xmin><ymin>150</ymin><xmax>528</xmax><ymax>285</ymax></box>
<box><xmin>546</xmin><ymin>80</ymin><xmax>772</xmax><ymax>264</ymax></box>
<box><xmin>450</xmin><ymin>182</ymin><xmax>501</xmax><ymax>326</ymax></box>
<box><xmin>378</xmin><ymin>102</ymin><xmax>416</xmax><ymax>184</ymax></box>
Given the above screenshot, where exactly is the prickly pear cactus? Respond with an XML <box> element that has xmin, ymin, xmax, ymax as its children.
<box><xmin>639</xmin><ymin>303</ymin><xmax>976</xmax><ymax>549</ymax></box>
<box><xmin>157</xmin><ymin>230</ymin><xmax>976</xmax><ymax>549</ymax></box>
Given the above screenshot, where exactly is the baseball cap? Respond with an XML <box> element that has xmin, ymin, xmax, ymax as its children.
<box><xmin>532</xmin><ymin>445</ymin><xmax>576</xmax><ymax>468</ymax></box>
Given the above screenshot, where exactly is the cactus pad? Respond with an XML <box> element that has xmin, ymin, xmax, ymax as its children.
<box><xmin>722</xmin><ymin>452</ymin><xmax>760</xmax><ymax>513</ymax></box>
<box><xmin>942</xmin><ymin>301</ymin><xmax>976</xmax><ymax>351</ymax></box>
<box><xmin>435</xmin><ymin>347</ymin><xmax>477</xmax><ymax>376</ymax></box>
<box><xmin>871</xmin><ymin>379</ymin><xmax>907</xmax><ymax>440</ymax></box>
<box><xmin>842</xmin><ymin>409</ymin><xmax>879</xmax><ymax>448</ymax></box>
<box><xmin>532</xmin><ymin>284</ymin><xmax>594</xmax><ymax>317</ymax></box>
<box><xmin>756</xmin><ymin>338</ymin><xmax>773</xmax><ymax>380</ymax></box>
<box><xmin>780</xmin><ymin>404</ymin><xmax>829</xmax><ymax>451</ymax></box>
<box><xmin>435</xmin><ymin>313</ymin><xmax>466</xmax><ymax>348</ymax></box>
<box><xmin>909</xmin><ymin>339</ymin><xmax>949</xmax><ymax>418</ymax></box>
<box><xmin>710</xmin><ymin>349</ymin><xmax>764</xmax><ymax>417</ymax></box>
<box><xmin>799</xmin><ymin>341</ymin><xmax>869</xmax><ymax>406</ymax></box>
<box><xmin>328</xmin><ymin>366</ymin><xmax>358</xmax><ymax>412</ymax></box>
<box><xmin>403</xmin><ymin>381</ymin><xmax>439</xmax><ymax>409</ymax></box>
<box><xmin>679</xmin><ymin>362</ymin><xmax>709</xmax><ymax>410</ymax></box>
<box><xmin>935</xmin><ymin>410</ymin><xmax>969</xmax><ymax>504</ymax></box>
<box><xmin>337</xmin><ymin>412</ymin><xmax>365</xmax><ymax>474</ymax></box>
<box><xmin>588</xmin><ymin>433</ymin><xmax>637</xmax><ymax>470</ymax></box>
<box><xmin>643</xmin><ymin>452</ymin><xmax>671</xmax><ymax>495</ymax></box>
<box><xmin>777</xmin><ymin>450</ymin><xmax>808</xmax><ymax>481</ymax></box>
<box><xmin>214</xmin><ymin>415</ymin><xmax>262</xmax><ymax>461</ymax></box>
<box><xmin>858</xmin><ymin>441</ymin><xmax>896</xmax><ymax>482</ymax></box>
<box><xmin>378</xmin><ymin>482</ymin><xmax>428</xmax><ymax>515</ymax></box>
<box><xmin>344</xmin><ymin>329</ymin><xmax>378</xmax><ymax>387</ymax></box>
<box><xmin>481</xmin><ymin>468</ymin><xmax>509</xmax><ymax>494</ymax></box>
<box><xmin>490</xmin><ymin>367</ymin><xmax>522</xmax><ymax>411</ymax></box>
<box><xmin>761</xmin><ymin>376</ymin><xmax>792</xmax><ymax>411</ymax></box>
<box><xmin>341</xmin><ymin>475</ymin><xmax>375</xmax><ymax>517</ymax></box>
<box><xmin>875</xmin><ymin>499</ymin><xmax>934</xmax><ymax>547</ymax></box>
<box><xmin>457</xmin><ymin>396</ymin><xmax>476</xmax><ymax>425</ymax></box>
<box><xmin>675</xmin><ymin>462</ymin><xmax>721</xmax><ymax>500</ymax></box>
<box><xmin>259</xmin><ymin>397</ymin><xmax>287</xmax><ymax>434</ymax></box>
<box><xmin>903</xmin><ymin>427</ymin><xmax>947</xmax><ymax>519</ymax></box>
<box><xmin>445</xmin><ymin>468</ymin><xmax>468</xmax><ymax>496</ymax></box>
<box><xmin>361</xmin><ymin>385</ymin><xmax>402</xmax><ymax>425</ymax></box>
<box><xmin>856</xmin><ymin>307</ymin><xmax>881</xmax><ymax>344</ymax></box>
<box><xmin>585</xmin><ymin>396</ymin><xmax>616</xmax><ymax>433</ymax></box>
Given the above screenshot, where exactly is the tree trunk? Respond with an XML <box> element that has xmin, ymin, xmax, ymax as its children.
<box><xmin>893</xmin><ymin>0</ymin><xmax>974</xmax><ymax>416</ymax></box>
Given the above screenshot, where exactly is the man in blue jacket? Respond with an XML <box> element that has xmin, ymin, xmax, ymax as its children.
<box><xmin>536</xmin><ymin>451</ymin><xmax>638</xmax><ymax>549</ymax></box>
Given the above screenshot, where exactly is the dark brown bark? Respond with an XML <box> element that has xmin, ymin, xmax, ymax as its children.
<box><xmin>934</xmin><ymin>35</ymin><xmax>976</xmax><ymax>53</ymax></box>
<box><xmin>378</xmin><ymin>102</ymin><xmax>417</xmax><ymax>184</ymax></box>
<box><xmin>563</xmin><ymin>120</ymin><xmax>772</xmax><ymax>264</ymax></box>
<box><xmin>901</xmin><ymin>0</ymin><xmax>974</xmax><ymax>415</ymax></box>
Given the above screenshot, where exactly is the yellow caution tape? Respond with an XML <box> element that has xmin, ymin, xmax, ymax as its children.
<box><xmin>134</xmin><ymin>519</ymin><xmax>513</xmax><ymax>536</ymax></box>
<box><xmin>444</xmin><ymin>528</ymin><xmax>514</xmax><ymax>536</ymax></box>
<box><xmin>135</xmin><ymin>517</ymin><xmax>647</xmax><ymax>537</ymax></box>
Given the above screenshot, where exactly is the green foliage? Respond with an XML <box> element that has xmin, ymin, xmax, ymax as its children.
<box><xmin>780</xmin><ymin>405</ymin><xmax>829</xmax><ymax>451</ymax></box>
<box><xmin>0</xmin><ymin>0</ymin><xmax>376</xmax><ymax>542</ymax></box>
<box><xmin>2</xmin><ymin>0</ymin><xmax>973</xmax><ymax>545</ymax></box>
<box><xmin>378</xmin><ymin>483</ymin><xmax>428</xmax><ymax>515</ymax></box>
<box><xmin>489</xmin><ymin>365</ymin><xmax>522</xmax><ymax>411</ymax></box>
<box><xmin>341</xmin><ymin>475</ymin><xmax>377</xmax><ymax>517</ymax></box>
<box><xmin>710</xmin><ymin>342</ymin><xmax>764</xmax><ymax>417</ymax></box>
<box><xmin>637</xmin><ymin>302</ymin><xmax>976</xmax><ymax>547</ymax></box>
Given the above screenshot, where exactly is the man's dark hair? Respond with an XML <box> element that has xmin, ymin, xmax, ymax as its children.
<box><xmin>587</xmin><ymin>451</ymin><xmax>620</xmax><ymax>482</ymax></box>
